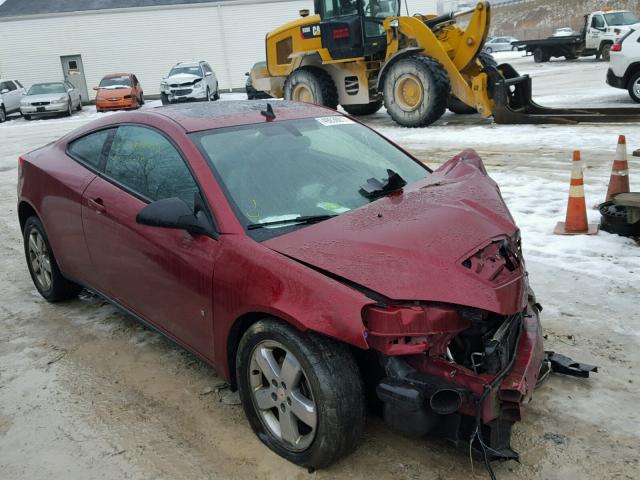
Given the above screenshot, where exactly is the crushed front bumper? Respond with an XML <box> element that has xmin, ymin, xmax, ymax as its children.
<box><xmin>96</xmin><ymin>99</ymin><xmax>137</xmax><ymax>111</ymax></box>
<box><xmin>375</xmin><ymin>299</ymin><xmax>544</xmax><ymax>460</ymax></box>
<box><xmin>162</xmin><ymin>87</ymin><xmax>207</xmax><ymax>103</ymax></box>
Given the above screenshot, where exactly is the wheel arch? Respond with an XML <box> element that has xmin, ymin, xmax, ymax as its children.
<box><xmin>18</xmin><ymin>200</ymin><xmax>39</xmax><ymax>232</ymax></box>
<box><xmin>624</xmin><ymin>62</ymin><xmax>640</xmax><ymax>85</ymax></box>
<box><xmin>226</xmin><ymin>311</ymin><xmax>270</xmax><ymax>390</ymax></box>
<box><xmin>599</xmin><ymin>40</ymin><xmax>614</xmax><ymax>52</ymax></box>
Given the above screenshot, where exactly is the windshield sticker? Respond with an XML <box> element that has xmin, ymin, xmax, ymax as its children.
<box><xmin>317</xmin><ymin>202</ymin><xmax>350</xmax><ymax>214</ymax></box>
<box><xmin>316</xmin><ymin>116</ymin><xmax>355</xmax><ymax>126</ymax></box>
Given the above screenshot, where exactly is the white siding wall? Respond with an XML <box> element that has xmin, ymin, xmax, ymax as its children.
<box><xmin>0</xmin><ymin>0</ymin><xmax>439</xmax><ymax>99</ymax></box>
<box><xmin>0</xmin><ymin>0</ymin><xmax>313</xmax><ymax>99</ymax></box>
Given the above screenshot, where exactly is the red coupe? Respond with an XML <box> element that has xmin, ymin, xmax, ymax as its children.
<box><xmin>17</xmin><ymin>101</ymin><xmax>544</xmax><ymax>469</ymax></box>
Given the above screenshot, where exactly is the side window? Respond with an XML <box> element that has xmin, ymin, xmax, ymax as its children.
<box><xmin>5</xmin><ymin>81</ymin><xmax>17</xmax><ymax>91</ymax></box>
<box><xmin>68</xmin><ymin>129</ymin><xmax>112</xmax><ymax>169</ymax></box>
<box><xmin>104</xmin><ymin>126</ymin><xmax>200</xmax><ymax>208</ymax></box>
<box><xmin>203</xmin><ymin>64</ymin><xmax>212</xmax><ymax>74</ymax></box>
<box><xmin>592</xmin><ymin>16</ymin><xmax>605</xmax><ymax>29</ymax></box>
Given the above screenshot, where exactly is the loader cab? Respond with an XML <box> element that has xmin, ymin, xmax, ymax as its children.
<box><xmin>315</xmin><ymin>0</ymin><xmax>400</xmax><ymax>60</ymax></box>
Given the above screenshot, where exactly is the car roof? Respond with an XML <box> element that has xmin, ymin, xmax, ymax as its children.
<box><xmin>173</xmin><ymin>61</ymin><xmax>202</xmax><ymax>67</ymax></box>
<box><xmin>151</xmin><ymin>100</ymin><xmax>341</xmax><ymax>133</ymax></box>
<box><xmin>102</xmin><ymin>73</ymin><xmax>133</xmax><ymax>78</ymax></box>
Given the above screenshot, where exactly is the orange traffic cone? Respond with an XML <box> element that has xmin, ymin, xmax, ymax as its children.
<box><xmin>605</xmin><ymin>135</ymin><xmax>630</xmax><ymax>202</ymax></box>
<box><xmin>554</xmin><ymin>151</ymin><xmax>599</xmax><ymax>235</ymax></box>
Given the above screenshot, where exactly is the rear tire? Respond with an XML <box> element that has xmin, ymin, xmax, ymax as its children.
<box><xmin>601</xmin><ymin>43</ymin><xmax>612</xmax><ymax>62</ymax></box>
<box><xmin>214</xmin><ymin>84</ymin><xmax>220</xmax><ymax>101</ymax></box>
<box><xmin>23</xmin><ymin>216</ymin><xmax>82</xmax><ymax>302</ymax></box>
<box><xmin>533</xmin><ymin>48</ymin><xmax>549</xmax><ymax>63</ymax></box>
<box><xmin>342</xmin><ymin>100</ymin><xmax>383</xmax><ymax>116</ymax></box>
<box><xmin>382</xmin><ymin>55</ymin><xmax>449</xmax><ymax>127</ymax></box>
<box><xmin>0</xmin><ymin>106</ymin><xmax>5</xmax><ymax>123</ymax></box>
<box><xmin>628</xmin><ymin>71</ymin><xmax>640</xmax><ymax>103</ymax></box>
<box><xmin>23</xmin><ymin>114</ymin><xmax>31</xmax><ymax>120</ymax></box>
<box><xmin>284</xmin><ymin>67</ymin><xmax>339</xmax><ymax>110</ymax></box>
<box><xmin>236</xmin><ymin>318</ymin><xmax>365</xmax><ymax>469</ymax></box>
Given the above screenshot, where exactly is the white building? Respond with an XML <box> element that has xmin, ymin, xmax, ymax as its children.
<box><xmin>0</xmin><ymin>0</ymin><xmax>437</xmax><ymax>100</ymax></box>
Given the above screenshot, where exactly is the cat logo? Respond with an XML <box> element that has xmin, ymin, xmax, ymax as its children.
<box><xmin>300</xmin><ymin>24</ymin><xmax>321</xmax><ymax>39</ymax></box>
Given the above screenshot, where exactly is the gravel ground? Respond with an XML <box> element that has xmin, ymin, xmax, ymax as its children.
<box><xmin>0</xmin><ymin>53</ymin><xmax>639</xmax><ymax>480</ymax></box>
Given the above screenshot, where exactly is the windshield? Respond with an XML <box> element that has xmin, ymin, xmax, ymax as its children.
<box><xmin>27</xmin><ymin>83</ymin><xmax>66</xmax><ymax>95</ymax></box>
<box><xmin>322</xmin><ymin>0</ymin><xmax>400</xmax><ymax>18</ymax></box>
<box><xmin>99</xmin><ymin>76</ymin><xmax>131</xmax><ymax>89</ymax></box>
<box><xmin>168</xmin><ymin>66</ymin><xmax>202</xmax><ymax>77</ymax></box>
<box><xmin>605</xmin><ymin>12</ymin><xmax>639</xmax><ymax>26</ymax></box>
<box><xmin>193</xmin><ymin>117</ymin><xmax>428</xmax><ymax>237</ymax></box>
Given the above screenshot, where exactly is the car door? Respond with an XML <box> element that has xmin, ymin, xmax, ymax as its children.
<box><xmin>588</xmin><ymin>15</ymin><xmax>605</xmax><ymax>48</ymax></box>
<box><xmin>81</xmin><ymin>124</ymin><xmax>218</xmax><ymax>358</ymax></box>
<box><xmin>65</xmin><ymin>81</ymin><xmax>79</xmax><ymax>107</ymax></box>
<box><xmin>202</xmin><ymin>63</ymin><xmax>214</xmax><ymax>93</ymax></box>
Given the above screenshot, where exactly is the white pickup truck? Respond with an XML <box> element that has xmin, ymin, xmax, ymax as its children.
<box><xmin>512</xmin><ymin>9</ymin><xmax>640</xmax><ymax>63</ymax></box>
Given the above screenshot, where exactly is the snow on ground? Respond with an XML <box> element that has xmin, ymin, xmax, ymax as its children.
<box><xmin>1</xmin><ymin>54</ymin><xmax>639</xmax><ymax>479</ymax></box>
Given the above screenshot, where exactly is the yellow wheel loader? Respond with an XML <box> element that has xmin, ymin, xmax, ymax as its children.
<box><xmin>251</xmin><ymin>0</ymin><xmax>640</xmax><ymax>126</ymax></box>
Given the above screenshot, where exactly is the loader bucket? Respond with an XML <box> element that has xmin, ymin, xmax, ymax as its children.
<box><xmin>486</xmin><ymin>64</ymin><xmax>640</xmax><ymax>125</ymax></box>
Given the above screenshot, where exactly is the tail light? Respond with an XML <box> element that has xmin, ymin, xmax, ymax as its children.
<box><xmin>611</xmin><ymin>43</ymin><xmax>622</xmax><ymax>52</ymax></box>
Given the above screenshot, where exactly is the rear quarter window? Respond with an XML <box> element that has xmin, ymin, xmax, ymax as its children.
<box><xmin>67</xmin><ymin>129</ymin><xmax>112</xmax><ymax>169</ymax></box>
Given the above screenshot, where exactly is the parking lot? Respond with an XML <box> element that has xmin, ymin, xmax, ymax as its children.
<box><xmin>1</xmin><ymin>53</ymin><xmax>639</xmax><ymax>480</ymax></box>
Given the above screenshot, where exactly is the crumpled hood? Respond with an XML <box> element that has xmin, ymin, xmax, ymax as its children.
<box><xmin>96</xmin><ymin>87</ymin><xmax>132</xmax><ymax>100</ymax></box>
<box><xmin>164</xmin><ymin>73</ymin><xmax>202</xmax><ymax>85</ymax></box>
<box><xmin>264</xmin><ymin>150</ymin><xmax>527</xmax><ymax>315</ymax></box>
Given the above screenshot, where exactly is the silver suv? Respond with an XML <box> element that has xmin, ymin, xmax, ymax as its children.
<box><xmin>0</xmin><ymin>79</ymin><xmax>26</xmax><ymax>122</ymax></box>
<box><xmin>160</xmin><ymin>61</ymin><xmax>219</xmax><ymax>105</ymax></box>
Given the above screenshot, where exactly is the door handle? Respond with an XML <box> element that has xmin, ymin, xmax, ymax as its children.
<box><xmin>87</xmin><ymin>197</ymin><xmax>105</xmax><ymax>214</ymax></box>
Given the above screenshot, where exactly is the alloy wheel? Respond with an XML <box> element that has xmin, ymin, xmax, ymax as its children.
<box><xmin>634</xmin><ymin>78</ymin><xmax>640</xmax><ymax>98</ymax></box>
<box><xmin>248</xmin><ymin>340</ymin><xmax>317</xmax><ymax>452</ymax></box>
<box><xmin>28</xmin><ymin>230</ymin><xmax>52</xmax><ymax>291</ymax></box>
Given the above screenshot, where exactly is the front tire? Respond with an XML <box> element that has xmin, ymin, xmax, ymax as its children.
<box><xmin>628</xmin><ymin>71</ymin><xmax>640</xmax><ymax>103</ymax></box>
<box><xmin>23</xmin><ymin>216</ymin><xmax>82</xmax><ymax>302</ymax></box>
<box><xmin>236</xmin><ymin>319</ymin><xmax>365</xmax><ymax>469</ymax></box>
<box><xmin>342</xmin><ymin>100</ymin><xmax>383</xmax><ymax>116</ymax></box>
<box><xmin>0</xmin><ymin>106</ymin><xmax>5</xmax><ymax>123</ymax></box>
<box><xmin>214</xmin><ymin>84</ymin><xmax>220</xmax><ymax>101</ymax></box>
<box><xmin>65</xmin><ymin>99</ymin><xmax>73</xmax><ymax>117</ymax></box>
<box><xmin>284</xmin><ymin>67</ymin><xmax>339</xmax><ymax>109</ymax></box>
<box><xmin>160</xmin><ymin>93</ymin><xmax>169</xmax><ymax>105</ymax></box>
<box><xmin>382</xmin><ymin>55</ymin><xmax>449</xmax><ymax>127</ymax></box>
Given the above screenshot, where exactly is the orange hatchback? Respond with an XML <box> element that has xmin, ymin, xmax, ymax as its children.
<box><xmin>94</xmin><ymin>73</ymin><xmax>144</xmax><ymax>112</ymax></box>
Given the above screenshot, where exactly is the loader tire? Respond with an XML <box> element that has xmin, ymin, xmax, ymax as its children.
<box><xmin>284</xmin><ymin>67</ymin><xmax>338</xmax><ymax>110</ymax></box>
<box><xmin>342</xmin><ymin>101</ymin><xmax>383</xmax><ymax>116</ymax></box>
<box><xmin>478</xmin><ymin>52</ymin><xmax>498</xmax><ymax>68</ymax></box>
<box><xmin>383</xmin><ymin>55</ymin><xmax>449</xmax><ymax>128</ymax></box>
<box><xmin>447</xmin><ymin>95</ymin><xmax>476</xmax><ymax>114</ymax></box>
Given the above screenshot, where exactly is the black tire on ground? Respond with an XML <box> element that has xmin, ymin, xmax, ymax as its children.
<box><xmin>342</xmin><ymin>100</ymin><xmax>383</xmax><ymax>116</ymax></box>
<box><xmin>478</xmin><ymin>52</ymin><xmax>498</xmax><ymax>68</ymax></box>
<box><xmin>160</xmin><ymin>93</ymin><xmax>169</xmax><ymax>105</ymax></box>
<box><xmin>485</xmin><ymin>47</ymin><xmax>493</xmax><ymax>54</ymax></box>
<box><xmin>76</xmin><ymin>97</ymin><xmax>82</xmax><ymax>111</ymax></box>
<box><xmin>23</xmin><ymin>216</ymin><xmax>82</xmax><ymax>302</ymax></box>
<box><xmin>533</xmin><ymin>48</ymin><xmax>549</xmax><ymax>63</ymax></box>
<box><xmin>601</xmin><ymin>43</ymin><xmax>612</xmax><ymax>62</ymax></box>
<box><xmin>0</xmin><ymin>106</ymin><xmax>5</xmax><ymax>123</ymax></box>
<box><xmin>284</xmin><ymin>67</ymin><xmax>339</xmax><ymax>110</ymax></box>
<box><xmin>65</xmin><ymin>98</ymin><xmax>73</xmax><ymax>117</ymax></box>
<box><xmin>23</xmin><ymin>114</ymin><xmax>31</xmax><ymax>120</ymax></box>
<box><xmin>382</xmin><ymin>55</ymin><xmax>449</xmax><ymax>127</ymax></box>
<box><xmin>205</xmin><ymin>87</ymin><xmax>211</xmax><ymax>102</ymax></box>
<box><xmin>565</xmin><ymin>55</ymin><xmax>578</xmax><ymax>60</ymax></box>
<box><xmin>139</xmin><ymin>93</ymin><xmax>145</xmax><ymax>105</ymax></box>
<box><xmin>511</xmin><ymin>46</ymin><xmax>518</xmax><ymax>51</ymax></box>
<box><xmin>236</xmin><ymin>318</ymin><xmax>365</xmax><ymax>469</ymax></box>
<box><xmin>628</xmin><ymin>71</ymin><xmax>640</xmax><ymax>103</ymax></box>
<box><xmin>214</xmin><ymin>83</ymin><xmax>220</xmax><ymax>101</ymax></box>
<box><xmin>447</xmin><ymin>95</ymin><xmax>477</xmax><ymax>114</ymax></box>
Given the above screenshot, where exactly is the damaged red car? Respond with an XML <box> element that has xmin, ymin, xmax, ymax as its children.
<box><xmin>18</xmin><ymin>101</ymin><xmax>546</xmax><ymax>469</ymax></box>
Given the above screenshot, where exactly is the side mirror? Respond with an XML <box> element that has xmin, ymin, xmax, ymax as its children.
<box><xmin>93</xmin><ymin>86</ymin><xmax>100</xmax><ymax>91</ymax></box>
<box><xmin>136</xmin><ymin>197</ymin><xmax>210</xmax><ymax>235</ymax></box>
<box><xmin>67</xmin><ymin>88</ymin><xmax>74</xmax><ymax>92</ymax></box>
<box><xmin>0</xmin><ymin>89</ymin><xmax>8</xmax><ymax>94</ymax></box>
<box><xmin>205</xmin><ymin>71</ymin><xmax>213</xmax><ymax>77</ymax></box>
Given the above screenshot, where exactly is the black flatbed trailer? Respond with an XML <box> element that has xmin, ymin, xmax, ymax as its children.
<box><xmin>512</xmin><ymin>35</ymin><xmax>598</xmax><ymax>63</ymax></box>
